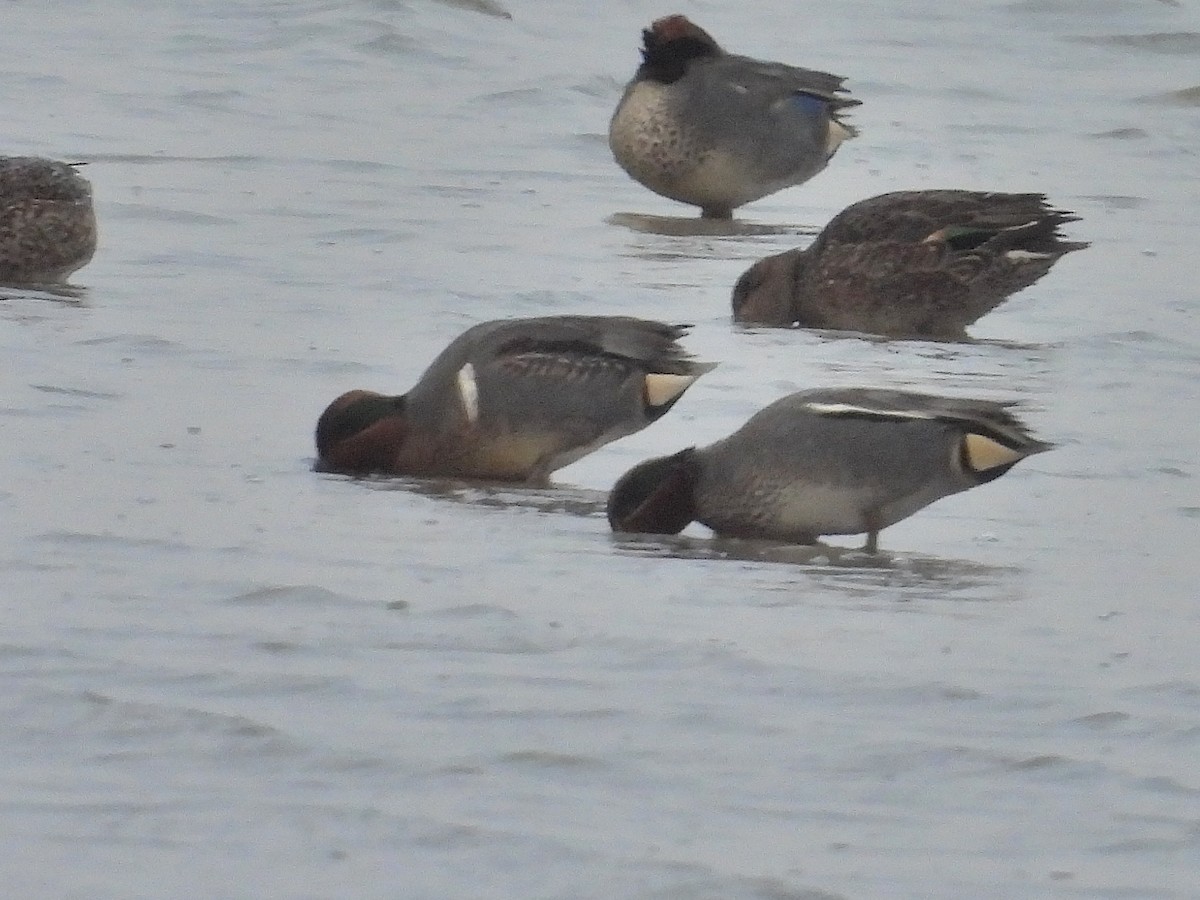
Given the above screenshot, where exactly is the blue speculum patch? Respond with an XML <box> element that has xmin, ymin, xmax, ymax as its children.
<box><xmin>789</xmin><ymin>92</ymin><xmax>829</xmax><ymax>116</ymax></box>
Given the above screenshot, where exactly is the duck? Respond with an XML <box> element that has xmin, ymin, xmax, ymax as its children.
<box><xmin>316</xmin><ymin>316</ymin><xmax>716</xmax><ymax>483</ymax></box>
<box><xmin>606</xmin><ymin>387</ymin><xmax>1051</xmax><ymax>553</ymax></box>
<box><xmin>732</xmin><ymin>190</ymin><xmax>1088</xmax><ymax>337</ymax></box>
<box><xmin>608</xmin><ymin>14</ymin><xmax>859</xmax><ymax>219</ymax></box>
<box><xmin>0</xmin><ymin>156</ymin><xmax>97</xmax><ymax>284</ymax></box>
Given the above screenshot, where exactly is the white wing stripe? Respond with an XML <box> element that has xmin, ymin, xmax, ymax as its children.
<box><xmin>457</xmin><ymin>362</ymin><xmax>480</xmax><ymax>424</ymax></box>
<box><xmin>804</xmin><ymin>401</ymin><xmax>938</xmax><ymax>421</ymax></box>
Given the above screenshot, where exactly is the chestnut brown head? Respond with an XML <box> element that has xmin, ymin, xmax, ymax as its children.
<box><xmin>314</xmin><ymin>390</ymin><xmax>408</xmax><ymax>475</ymax></box>
<box><xmin>637</xmin><ymin>15</ymin><xmax>723</xmax><ymax>84</ymax></box>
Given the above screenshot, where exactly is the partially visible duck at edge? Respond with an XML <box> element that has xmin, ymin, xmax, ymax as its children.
<box><xmin>316</xmin><ymin>316</ymin><xmax>716</xmax><ymax>484</ymax></box>
<box><xmin>607</xmin><ymin>387</ymin><xmax>1052</xmax><ymax>554</ymax></box>
<box><xmin>609</xmin><ymin>14</ymin><xmax>859</xmax><ymax>219</ymax></box>
<box><xmin>732</xmin><ymin>190</ymin><xmax>1088</xmax><ymax>338</ymax></box>
<box><xmin>0</xmin><ymin>156</ymin><xmax>97</xmax><ymax>285</ymax></box>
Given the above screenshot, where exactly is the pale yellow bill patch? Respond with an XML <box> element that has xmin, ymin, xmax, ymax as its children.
<box><xmin>825</xmin><ymin>118</ymin><xmax>855</xmax><ymax>156</ymax></box>
<box><xmin>963</xmin><ymin>432</ymin><xmax>1025</xmax><ymax>472</ymax></box>
<box><xmin>644</xmin><ymin>372</ymin><xmax>698</xmax><ymax>408</ymax></box>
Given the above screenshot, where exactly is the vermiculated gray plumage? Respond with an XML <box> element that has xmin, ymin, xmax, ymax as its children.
<box><xmin>607</xmin><ymin>387</ymin><xmax>1051</xmax><ymax>552</ymax></box>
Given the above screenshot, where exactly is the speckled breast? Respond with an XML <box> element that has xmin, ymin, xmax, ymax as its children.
<box><xmin>608</xmin><ymin>81</ymin><xmax>710</xmax><ymax>205</ymax></box>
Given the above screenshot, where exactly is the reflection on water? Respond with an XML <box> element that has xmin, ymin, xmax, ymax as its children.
<box><xmin>360</xmin><ymin>474</ymin><xmax>609</xmax><ymax>518</ymax></box>
<box><xmin>0</xmin><ymin>283</ymin><xmax>88</xmax><ymax>304</ymax></box>
<box><xmin>88</xmin><ymin>152</ymin><xmax>264</xmax><ymax>166</ymax></box>
<box><xmin>737</xmin><ymin>319</ymin><xmax>1062</xmax><ymax>351</ymax></box>
<box><xmin>607</xmin><ymin>211</ymin><xmax>821</xmax><ymax>238</ymax></box>
<box><xmin>610</xmin><ymin>532</ymin><xmax>1021</xmax><ymax>598</ymax></box>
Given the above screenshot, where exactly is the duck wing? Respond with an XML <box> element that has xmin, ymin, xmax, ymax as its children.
<box><xmin>412</xmin><ymin>316</ymin><xmax>715</xmax><ymax>479</ymax></box>
<box><xmin>793</xmin><ymin>387</ymin><xmax>1050</xmax><ymax>451</ymax></box>
<box><xmin>796</xmin><ymin>191</ymin><xmax>1086</xmax><ymax>334</ymax></box>
<box><xmin>815</xmin><ymin>190</ymin><xmax>1080</xmax><ymax>249</ymax></box>
<box><xmin>705</xmin><ymin>54</ymin><xmax>856</xmax><ymax>106</ymax></box>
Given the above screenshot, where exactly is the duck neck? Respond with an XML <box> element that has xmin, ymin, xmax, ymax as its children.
<box><xmin>786</xmin><ymin>248</ymin><xmax>819</xmax><ymax>324</ymax></box>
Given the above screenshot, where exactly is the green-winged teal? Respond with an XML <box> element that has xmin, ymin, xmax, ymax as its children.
<box><xmin>609</xmin><ymin>14</ymin><xmax>859</xmax><ymax>219</ymax></box>
<box><xmin>732</xmin><ymin>190</ymin><xmax>1088</xmax><ymax>337</ymax></box>
<box><xmin>0</xmin><ymin>156</ymin><xmax>97</xmax><ymax>284</ymax></box>
<box><xmin>316</xmin><ymin>316</ymin><xmax>716</xmax><ymax>483</ymax></box>
<box><xmin>607</xmin><ymin>387</ymin><xmax>1051</xmax><ymax>553</ymax></box>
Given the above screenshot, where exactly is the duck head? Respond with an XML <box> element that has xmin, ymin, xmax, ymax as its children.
<box><xmin>731</xmin><ymin>247</ymin><xmax>806</xmax><ymax>325</ymax></box>
<box><xmin>314</xmin><ymin>390</ymin><xmax>409</xmax><ymax>475</ymax></box>
<box><xmin>637</xmin><ymin>14</ymin><xmax>723</xmax><ymax>84</ymax></box>
<box><xmin>606</xmin><ymin>447</ymin><xmax>701</xmax><ymax>534</ymax></box>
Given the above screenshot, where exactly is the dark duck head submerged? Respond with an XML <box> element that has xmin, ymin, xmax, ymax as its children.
<box><xmin>607</xmin><ymin>387</ymin><xmax>1052</xmax><ymax>554</ymax></box>
<box><xmin>0</xmin><ymin>156</ymin><xmax>97</xmax><ymax>285</ymax></box>
<box><xmin>315</xmin><ymin>316</ymin><xmax>716</xmax><ymax>485</ymax></box>
<box><xmin>732</xmin><ymin>190</ymin><xmax>1089</xmax><ymax>337</ymax></box>
<box><xmin>609</xmin><ymin>14</ymin><xmax>859</xmax><ymax>219</ymax></box>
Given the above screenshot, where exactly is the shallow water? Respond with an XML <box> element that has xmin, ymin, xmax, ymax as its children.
<box><xmin>2</xmin><ymin>0</ymin><xmax>1199</xmax><ymax>897</ymax></box>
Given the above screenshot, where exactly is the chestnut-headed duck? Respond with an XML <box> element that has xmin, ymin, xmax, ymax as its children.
<box><xmin>316</xmin><ymin>315</ymin><xmax>716</xmax><ymax>484</ymax></box>
<box><xmin>609</xmin><ymin>14</ymin><xmax>858</xmax><ymax>219</ymax></box>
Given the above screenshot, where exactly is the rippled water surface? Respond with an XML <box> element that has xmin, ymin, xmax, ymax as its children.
<box><xmin>3</xmin><ymin>1</ymin><xmax>1199</xmax><ymax>897</ymax></box>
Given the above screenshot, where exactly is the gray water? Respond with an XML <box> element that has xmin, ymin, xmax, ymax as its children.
<box><xmin>3</xmin><ymin>1</ymin><xmax>1199</xmax><ymax>897</ymax></box>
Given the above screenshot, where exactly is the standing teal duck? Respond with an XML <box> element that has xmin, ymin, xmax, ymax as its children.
<box><xmin>732</xmin><ymin>190</ymin><xmax>1088</xmax><ymax>337</ymax></box>
<box><xmin>607</xmin><ymin>387</ymin><xmax>1051</xmax><ymax>553</ymax></box>
<box><xmin>316</xmin><ymin>316</ymin><xmax>716</xmax><ymax>484</ymax></box>
<box><xmin>0</xmin><ymin>156</ymin><xmax>97</xmax><ymax>284</ymax></box>
<box><xmin>608</xmin><ymin>14</ymin><xmax>859</xmax><ymax>219</ymax></box>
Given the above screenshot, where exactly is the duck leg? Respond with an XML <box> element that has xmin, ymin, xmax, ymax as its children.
<box><xmin>864</xmin><ymin>530</ymin><xmax>880</xmax><ymax>554</ymax></box>
<box><xmin>863</xmin><ymin>510</ymin><xmax>882</xmax><ymax>554</ymax></box>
